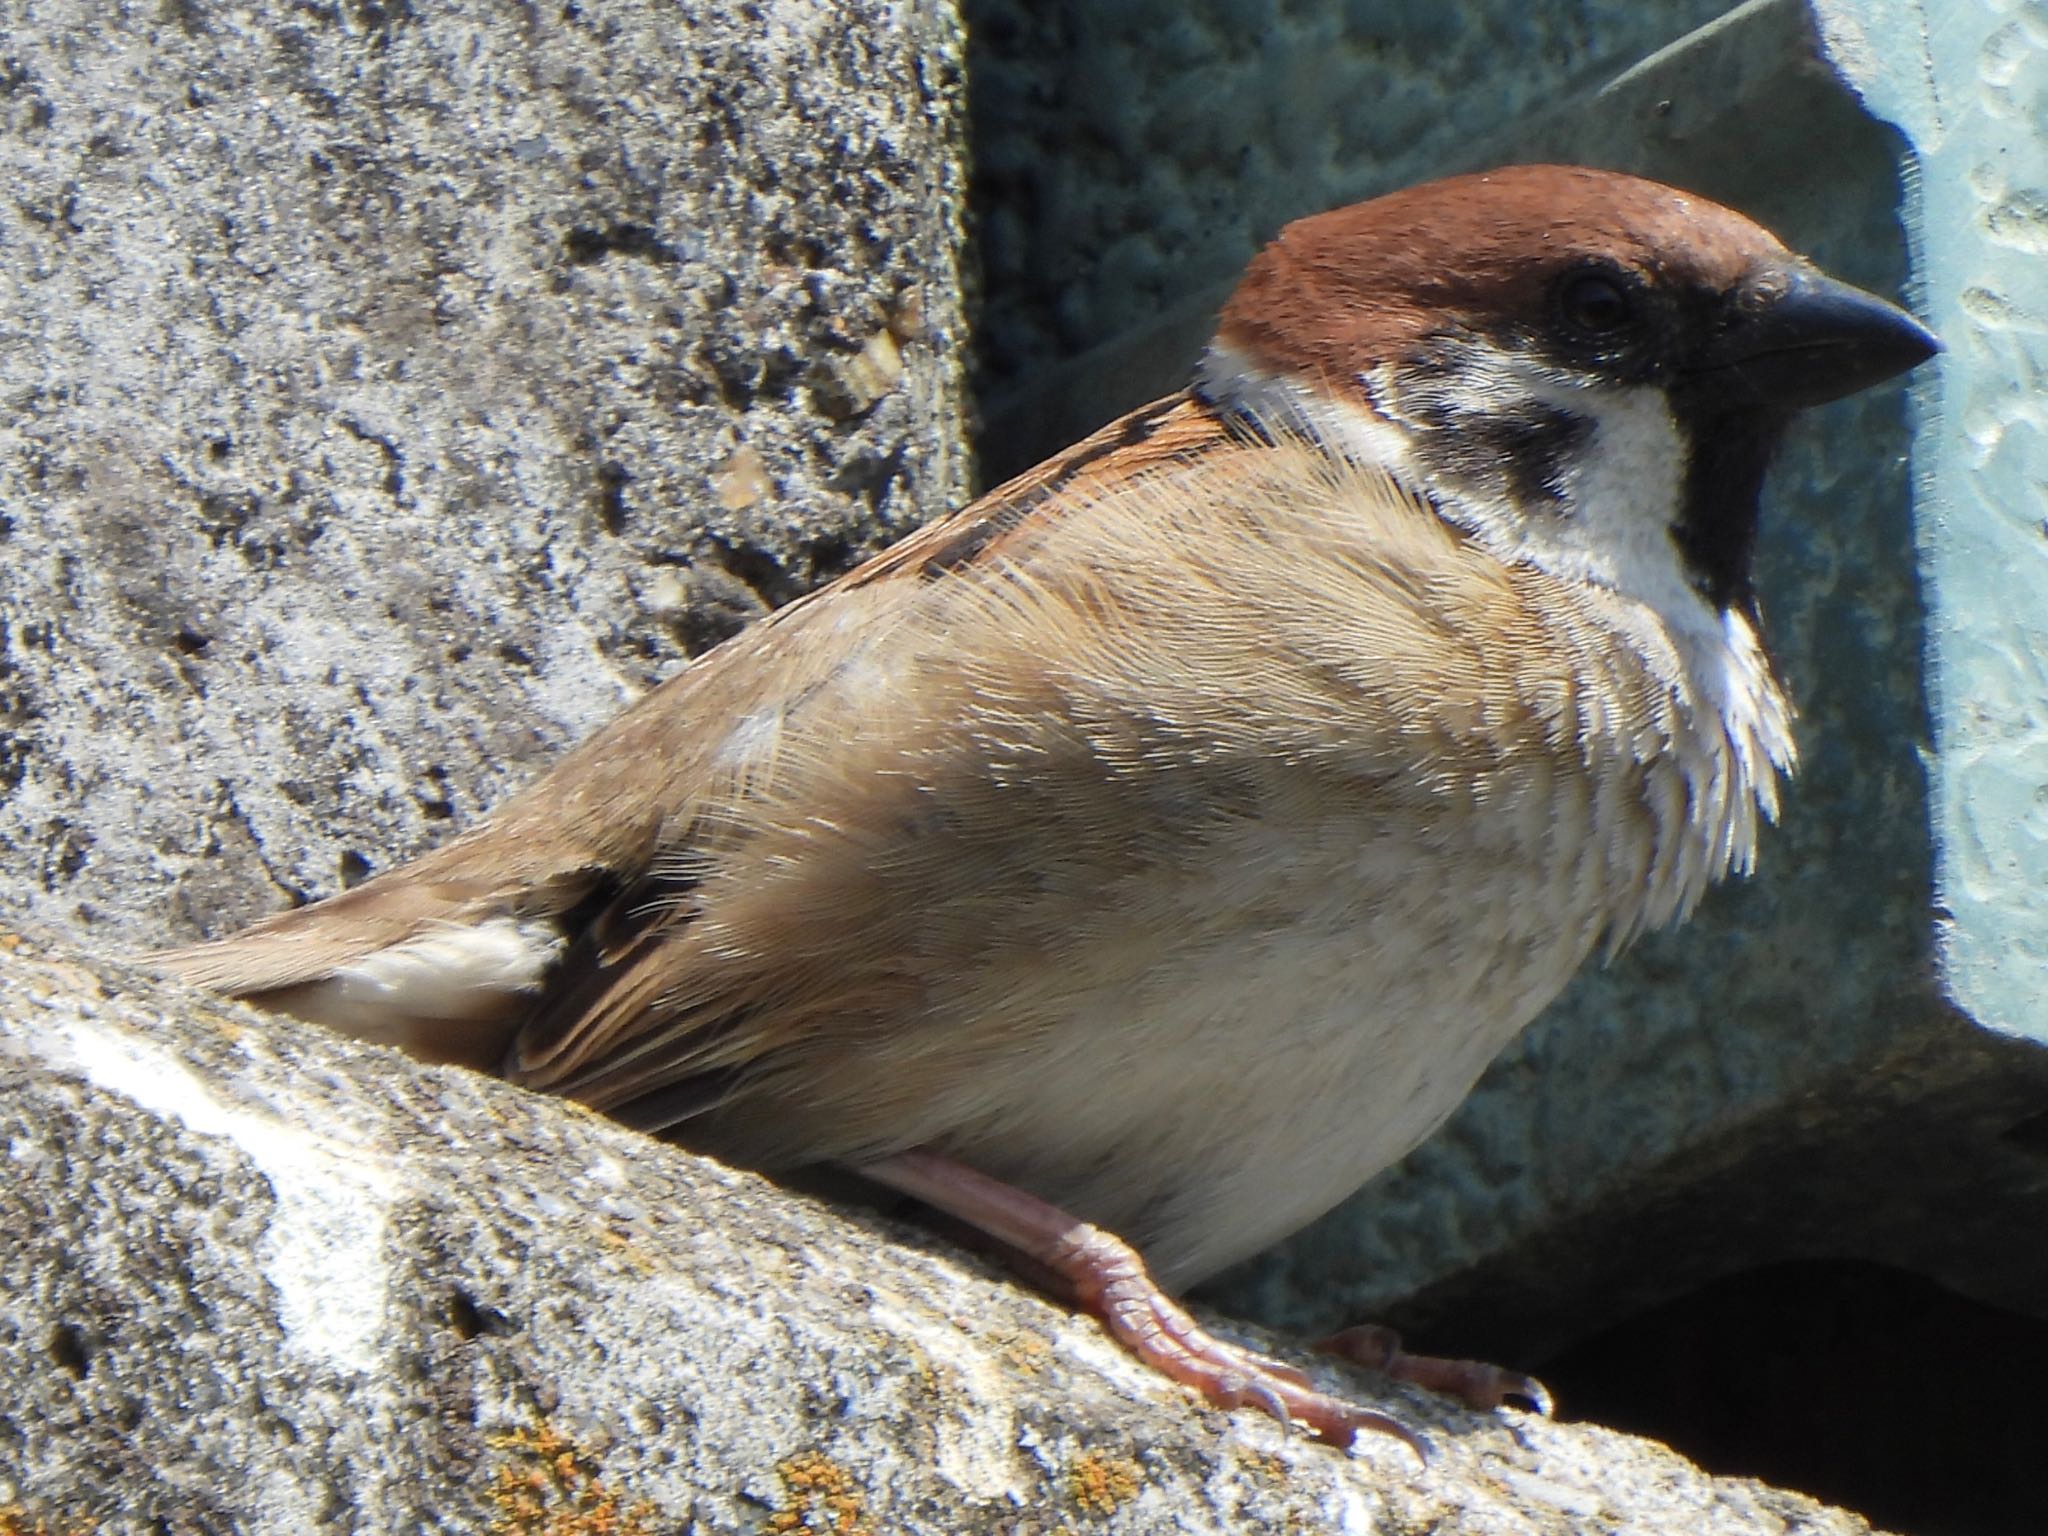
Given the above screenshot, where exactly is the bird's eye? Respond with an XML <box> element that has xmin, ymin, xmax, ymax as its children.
<box><xmin>1560</xmin><ymin>272</ymin><xmax>1634</xmax><ymax>334</ymax></box>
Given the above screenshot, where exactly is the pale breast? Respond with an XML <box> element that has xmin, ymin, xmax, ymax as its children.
<box><xmin>905</xmin><ymin>746</ymin><xmax>1648</xmax><ymax>1288</ymax></box>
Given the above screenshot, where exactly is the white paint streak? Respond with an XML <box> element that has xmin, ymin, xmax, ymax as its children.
<box><xmin>858</xmin><ymin>1290</ymin><xmax>1035</xmax><ymax>1502</ymax></box>
<box><xmin>1329</xmin><ymin>1476</ymin><xmax>1383</xmax><ymax>1532</ymax></box>
<box><xmin>47</xmin><ymin>1016</ymin><xmax>399</xmax><ymax>1374</ymax></box>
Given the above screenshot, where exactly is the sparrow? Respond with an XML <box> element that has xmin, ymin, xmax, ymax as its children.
<box><xmin>156</xmin><ymin>165</ymin><xmax>1938</xmax><ymax>1450</ymax></box>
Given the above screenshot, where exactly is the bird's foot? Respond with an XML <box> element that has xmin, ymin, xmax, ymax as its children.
<box><xmin>862</xmin><ymin>1149</ymin><xmax>1429</xmax><ymax>1457</ymax></box>
<box><xmin>1054</xmin><ymin>1219</ymin><xmax>1430</xmax><ymax>1456</ymax></box>
<box><xmin>1317</xmin><ymin>1322</ymin><xmax>1553</xmax><ymax>1415</ymax></box>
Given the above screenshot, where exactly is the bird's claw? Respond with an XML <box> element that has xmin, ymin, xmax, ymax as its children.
<box><xmin>1318</xmin><ymin>1322</ymin><xmax>1553</xmax><ymax>1416</ymax></box>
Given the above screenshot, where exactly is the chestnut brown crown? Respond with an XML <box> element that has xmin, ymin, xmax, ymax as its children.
<box><xmin>1215</xmin><ymin>164</ymin><xmax>1936</xmax><ymax>410</ymax></box>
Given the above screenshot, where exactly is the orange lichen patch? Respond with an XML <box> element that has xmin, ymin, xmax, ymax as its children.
<box><xmin>596</xmin><ymin>1225</ymin><xmax>659</xmax><ymax>1275</ymax></box>
<box><xmin>765</xmin><ymin>1450</ymin><xmax>873</xmax><ymax>1536</ymax></box>
<box><xmin>0</xmin><ymin>1511</ymin><xmax>95</xmax><ymax>1536</ymax></box>
<box><xmin>1245</xmin><ymin>1450</ymin><xmax>1291</xmax><ymax>1485</ymax></box>
<box><xmin>1069</xmin><ymin>1452</ymin><xmax>1141</xmax><ymax>1516</ymax></box>
<box><xmin>995</xmin><ymin>1329</ymin><xmax>1053</xmax><ymax>1375</ymax></box>
<box><xmin>485</xmin><ymin>1421</ymin><xmax>661</xmax><ymax>1536</ymax></box>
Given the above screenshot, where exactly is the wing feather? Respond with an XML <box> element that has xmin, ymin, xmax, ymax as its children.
<box><xmin>153</xmin><ymin>393</ymin><xmax>1246</xmax><ymax>1076</ymax></box>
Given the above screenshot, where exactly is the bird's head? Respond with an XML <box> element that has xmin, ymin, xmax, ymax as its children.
<box><xmin>1196</xmin><ymin>164</ymin><xmax>1938</xmax><ymax>625</ymax></box>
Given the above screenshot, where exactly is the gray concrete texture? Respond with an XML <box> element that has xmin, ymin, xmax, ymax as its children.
<box><xmin>0</xmin><ymin>0</ymin><xmax>971</xmax><ymax>949</ymax></box>
<box><xmin>0</xmin><ymin>927</ymin><xmax>1891</xmax><ymax>1534</ymax></box>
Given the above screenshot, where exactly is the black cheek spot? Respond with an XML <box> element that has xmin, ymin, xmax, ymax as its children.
<box><xmin>1492</xmin><ymin>408</ymin><xmax>1596</xmax><ymax>511</ymax></box>
<box><xmin>1413</xmin><ymin>398</ymin><xmax>1594</xmax><ymax>513</ymax></box>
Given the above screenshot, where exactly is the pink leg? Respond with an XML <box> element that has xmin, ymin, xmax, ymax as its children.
<box><xmin>1318</xmin><ymin>1323</ymin><xmax>1553</xmax><ymax>1416</ymax></box>
<box><xmin>861</xmin><ymin>1149</ymin><xmax>1428</xmax><ymax>1457</ymax></box>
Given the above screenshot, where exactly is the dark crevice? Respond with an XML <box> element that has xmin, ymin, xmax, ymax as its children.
<box><xmin>446</xmin><ymin>1287</ymin><xmax>514</xmax><ymax>1341</ymax></box>
<box><xmin>803</xmin><ymin>533</ymin><xmax>856</xmax><ymax>585</ymax></box>
<box><xmin>40</xmin><ymin>817</ymin><xmax>88</xmax><ymax>888</ymax></box>
<box><xmin>337</xmin><ymin>417</ymin><xmax>405</xmax><ymax>501</ymax></box>
<box><xmin>595</xmin><ymin>460</ymin><xmax>631</xmax><ymax>535</ymax></box>
<box><xmin>48</xmin><ymin>1321</ymin><xmax>89</xmax><ymax>1378</ymax></box>
<box><xmin>702</xmin><ymin>537</ymin><xmax>793</xmax><ymax>609</ymax></box>
<box><xmin>2000</xmin><ymin>1108</ymin><xmax>2048</xmax><ymax>1158</ymax></box>
<box><xmin>563</xmin><ymin>221</ymin><xmax>682</xmax><ymax>266</ymax></box>
<box><xmin>416</xmin><ymin>764</ymin><xmax>455</xmax><ymax>820</ymax></box>
<box><xmin>827</xmin><ymin>443</ymin><xmax>909</xmax><ymax>514</ymax></box>
<box><xmin>1541</xmin><ymin>1260</ymin><xmax>2048</xmax><ymax>1536</ymax></box>
<box><xmin>756</xmin><ymin>348</ymin><xmax>803</xmax><ymax>405</ymax></box>
<box><xmin>0</xmin><ymin>621</ymin><xmax>44</xmax><ymax>796</ymax></box>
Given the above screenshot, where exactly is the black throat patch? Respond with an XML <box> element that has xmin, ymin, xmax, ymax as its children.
<box><xmin>1669</xmin><ymin>405</ymin><xmax>1786</xmax><ymax>619</ymax></box>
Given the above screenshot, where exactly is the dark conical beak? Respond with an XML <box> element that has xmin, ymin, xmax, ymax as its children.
<box><xmin>1690</xmin><ymin>266</ymin><xmax>1940</xmax><ymax>410</ymax></box>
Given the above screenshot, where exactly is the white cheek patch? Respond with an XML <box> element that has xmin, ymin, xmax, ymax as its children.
<box><xmin>1195</xmin><ymin>341</ymin><xmax>1418</xmax><ymax>474</ymax></box>
<box><xmin>1530</xmin><ymin>388</ymin><xmax>1701</xmax><ymax>618</ymax></box>
<box><xmin>1200</xmin><ymin>340</ymin><xmax>1714</xmax><ymax>653</ymax></box>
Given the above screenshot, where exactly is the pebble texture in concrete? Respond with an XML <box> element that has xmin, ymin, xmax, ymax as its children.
<box><xmin>0</xmin><ymin>0</ymin><xmax>970</xmax><ymax>948</ymax></box>
<box><xmin>0</xmin><ymin>927</ymin><xmax>1891</xmax><ymax>1535</ymax></box>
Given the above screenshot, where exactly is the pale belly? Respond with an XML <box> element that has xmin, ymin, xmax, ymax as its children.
<box><xmin>928</xmin><ymin>814</ymin><xmax>1617</xmax><ymax>1289</ymax></box>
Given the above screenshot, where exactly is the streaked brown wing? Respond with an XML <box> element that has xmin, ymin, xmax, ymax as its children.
<box><xmin>156</xmin><ymin>391</ymin><xmax>1240</xmax><ymax>1018</ymax></box>
<box><xmin>501</xmin><ymin>392</ymin><xmax>1251</xmax><ymax>1120</ymax></box>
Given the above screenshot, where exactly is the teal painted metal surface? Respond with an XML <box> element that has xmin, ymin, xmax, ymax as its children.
<box><xmin>1815</xmin><ymin>0</ymin><xmax>2048</xmax><ymax>1045</ymax></box>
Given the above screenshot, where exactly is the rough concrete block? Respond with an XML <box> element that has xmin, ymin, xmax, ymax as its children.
<box><xmin>0</xmin><ymin>926</ymin><xmax>1889</xmax><ymax>1534</ymax></box>
<box><xmin>0</xmin><ymin>0</ymin><xmax>970</xmax><ymax>949</ymax></box>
